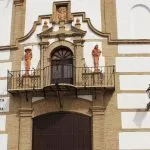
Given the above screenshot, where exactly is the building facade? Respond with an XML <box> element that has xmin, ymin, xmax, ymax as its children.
<box><xmin>0</xmin><ymin>0</ymin><xmax>150</xmax><ymax>150</ymax></box>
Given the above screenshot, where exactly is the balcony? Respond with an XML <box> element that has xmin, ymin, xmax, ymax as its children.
<box><xmin>7</xmin><ymin>66</ymin><xmax>115</xmax><ymax>94</ymax></box>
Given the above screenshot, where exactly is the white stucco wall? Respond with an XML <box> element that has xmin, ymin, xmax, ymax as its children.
<box><xmin>0</xmin><ymin>62</ymin><xmax>12</xmax><ymax>77</ymax></box>
<box><xmin>0</xmin><ymin>97</ymin><xmax>9</xmax><ymax>112</ymax></box>
<box><xmin>119</xmin><ymin>132</ymin><xmax>150</xmax><ymax>149</ymax></box>
<box><xmin>0</xmin><ymin>134</ymin><xmax>7</xmax><ymax>150</ymax></box>
<box><xmin>117</xmin><ymin>93</ymin><xmax>149</xmax><ymax>109</ymax></box>
<box><xmin>121</xmin><ymin>112</ymin><xmax>150</xmax><ymax>129</ymax></box>
<box><xmin>0</xmin><ymin>0</ymin><xmax>13</xmax><ymax>46</ymax></box>
<box><xmin>116</xmin><ymin>57</ymin><xmax>150</xmax><ymax>72</ymax></box>
<box><xmin>118</xmin><ymin>45</ymin><xmax>150</xmax><ymax>54</ymax></box>
<box><xmin>0</xmin><ymin>115</ymin><xmax>6</xmax><ymax>131</ymax></box>
<box><xmin>25</xmin><ymin>0</ymin><xmax>101</xmax><ymax>35</ymax></box>
<box><xmin>0</xmin><ymin>80</ymin><xmax>7</xmax><ymax>95</ymax></box>
<box><xmin>0</xmin><ymin>50</ymin><xmax>10</xmax><ymax>60</ymax></box>
<box><xmin>120</xmin><ymin>75</ymin><xmax>150</xmax><ymax>91</ymax></box>
<box><xmin>116</xmin><ymin>0</ymin><xmax>150</xmax><ymax>39</ymax></box>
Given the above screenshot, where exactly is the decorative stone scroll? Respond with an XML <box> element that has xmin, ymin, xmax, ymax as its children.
<box><xmin>52</xmin><ymin>1</ymin><xmax>73</xmax><ymax>23</ymax></box>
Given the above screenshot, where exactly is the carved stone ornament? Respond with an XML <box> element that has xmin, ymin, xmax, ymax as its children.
<box><xmin>52</xmin><ymin>1</ymin><xmax>73</xmax><ymax>24</ymax></box>
<box><xmin>14</xmin><ymin>0</ymin><xmax>24</xmax><ymax>5</ymax></box>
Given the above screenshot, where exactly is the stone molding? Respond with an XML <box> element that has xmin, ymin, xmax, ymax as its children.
<box><xmin>18</xmin><ymin>108</ymin><xmax>33</xmax><ymax>117</ymax></box>
<box><xmin>90</xmin><ymin>106</ymin><xmax>106</xmax><ymax>115</ymax></box>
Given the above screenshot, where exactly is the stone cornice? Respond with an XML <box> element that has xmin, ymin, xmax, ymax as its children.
<box><xmin>0</xmin><ymin>45</ymin><xmax>17</xmax><ymax>51</ymax></box>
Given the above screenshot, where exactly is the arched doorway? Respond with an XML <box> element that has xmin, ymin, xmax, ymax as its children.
<box><xmin>32</xmin><ymin>112</ymin><xmax>92</xmax><ymax>150</ymax></box>
<box><xmin>51</xmin><ymin>46</ymin><xmax>73</xmax><ymax>84</ymax></box>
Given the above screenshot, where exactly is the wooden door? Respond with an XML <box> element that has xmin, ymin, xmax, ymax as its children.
<box><xmin>32</xmin><ymin>112</ymin><xmax>92</xmax><ymax>150</ymax></box>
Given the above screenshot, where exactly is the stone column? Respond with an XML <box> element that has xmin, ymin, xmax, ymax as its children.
<box><xmin>91</xmin><ymin>106</ymin><xmax>105</xmax><ymax>150</ymax></box>
<box><xmin>18</xmin><ymin>108</ymin><xmax>33</xmax><ymax>150</ymax></box>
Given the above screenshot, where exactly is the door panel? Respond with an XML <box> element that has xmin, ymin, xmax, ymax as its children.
<box><xmin>32</xmin><ymin>112</ymin><xmax>92</xmax><ymax>150</ymax></box>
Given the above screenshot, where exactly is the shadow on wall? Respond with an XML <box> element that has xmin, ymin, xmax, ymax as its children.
<box><xmin>133</xmin><ymin>111</ymin><xmax>147</xmax><ymax>127</ymax></box>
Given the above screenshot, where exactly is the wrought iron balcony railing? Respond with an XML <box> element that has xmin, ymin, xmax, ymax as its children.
<box><xmin>7</xmin><ymin>66</ymin><xmax>115</xmax><ymax>92</ymax></box>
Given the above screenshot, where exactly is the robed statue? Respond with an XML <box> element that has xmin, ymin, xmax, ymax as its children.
<box><xmin>92</xmin><ymin>45</ymin><xmax>102</xmax><ymax>72</ymax></box>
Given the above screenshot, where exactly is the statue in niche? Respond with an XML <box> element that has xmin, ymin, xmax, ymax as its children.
<box><xmin>24</xmin><ymin>48</ymin><xmax>32</xmax><ymax>75</ymax></box>
<box><xmin>57</xmin><ymin>6</ymin><xmax>67</xmax><ymax>22</ymax></box>
<box><xmin>92</xmin><ymin>45</ymin><xmax>102</xmax><ymax>72</ymax></box>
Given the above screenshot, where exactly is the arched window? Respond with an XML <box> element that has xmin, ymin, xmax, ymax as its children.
<box><xmin>130</xmin><ymin>4</ymin><xmax>150</xmax><ymax>39</ymax></box>
<box><xmin>51</xmin><ymin>46</ymin><xmax>73</xmax><ymax>84</ymax></box>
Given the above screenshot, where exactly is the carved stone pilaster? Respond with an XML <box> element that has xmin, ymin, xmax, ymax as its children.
<box><xmin>39</xmin><ymin>42</ymin><xmax>49</xmax><ymax>68</ymax></box>
<box><xmin>90</xmin><ymin>106</ymin><xmax>105</xmax><ymax>150</ymax></box>
<box><xmin>11</xmin><ymin>0</ymin><xmax>25</xmax><ymax>44</ymax></box>
<box><xmin>39</xmin><ymin>42</ymin><xmax>49</xmax><ymax>88</ymax></box>
<box><xmin>18</xmin><ymin>108</ymin><xmax>33</xmax><ymax>150</ymax></box>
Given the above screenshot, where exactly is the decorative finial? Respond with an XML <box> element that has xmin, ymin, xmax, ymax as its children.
<box><xmin>42</xmin><ymin>21</ymin><xmax>48</xmax><ymax>31</ymax></box>
<box><xmin>75</xmin><ymin>18</ymin><xmax>81</xmax><ymax>28</ymax></box>
<box><xmin>76</xmin><ymin>18</ymin><xmax>80</xmax><ymax>24</ymax></box>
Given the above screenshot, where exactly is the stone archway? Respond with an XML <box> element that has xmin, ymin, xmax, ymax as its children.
<box><xmin>32</xmin><ymin>112</ymin><xmax>92</xmax><ymax>150</ymax></box>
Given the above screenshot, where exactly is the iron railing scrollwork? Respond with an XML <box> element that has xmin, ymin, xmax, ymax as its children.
<box><xmin>7</xmin><ymin>66</ymin><xmax>115</xmax><ymax>91</ymax></box>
